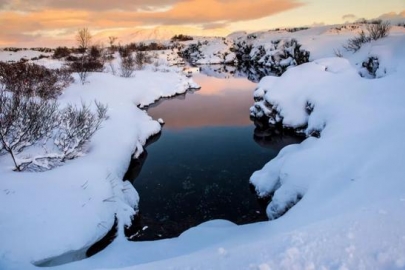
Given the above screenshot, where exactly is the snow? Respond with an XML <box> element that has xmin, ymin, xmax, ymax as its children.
<box><xmin>0</xmin><ymin>56</ymin><xmax>198</xmax><ymax>268</ymax></box>
<box><xmin>180</xmin><ymin>37</ymin><xmax>236</xmax><ymax>65</ymax></box>
<box><xmin>1</xmin><ymin>23</ymin><xmax>405</xmax><ymax>270</ymax></box>
<box><xmin>0</xmin><ymin>49</ymin><xmax>52</xmax><ymax>62</ymax></box>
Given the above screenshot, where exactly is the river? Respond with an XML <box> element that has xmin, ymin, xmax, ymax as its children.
<box><xmin>124</xmin><ymin>66</ymin><xmax>303</xmax><ymax>241</ymax></box>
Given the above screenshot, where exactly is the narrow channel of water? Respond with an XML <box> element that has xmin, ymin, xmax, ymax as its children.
<box><xmin>124</xmin><ymin>66</ymin><xmax>303</xmax><ymax>241</ymax></box>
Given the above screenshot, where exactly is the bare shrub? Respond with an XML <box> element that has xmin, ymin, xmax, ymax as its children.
<box><xmin>30</xmin><ymin>54</ymin><xmax>49</xmax><ymax>61</ymax></box>
<box><xmin>118</xmin><ymin>47</ymin><xmax>135</xmax><ymax>77</ymax></box>
<box><xmin>135</xmin><ymin>51</ymin><xmax>151</xmax><ymax>70</ymax></box>
<box><xmin>343</xmin><ymin>30</ymin><xmax>370</xmax><ymax>52</ymax></box>
<box><xmin>366</xmin><ymin>20</ymin><xmax>391</xmax><ymax>40</ymax></box>
<box><xmin>0</xmin><ymin>62</ymin><xmax>73</xmax><ymax>99</ymax></box>
<box><xmin>0</xmin><ymin>90</ymin><xmax>59</xmax><ymax>171</ymax></box>
<box><xmin>66</xmin><ymin>55</ymin><xmax>79</xmax><ymax>62</ymax></box>
<box><xmin>3</xmin><ymin>47</ymin><xmax>24</xmax><ymax>52</ymax></box>
<box><xmin>171</xmin><ymin>34</ymin><xmax>193</xmax><ymax>42</ymax></box>
<box><xmin>30</xmin><ymin>47</ymin><xmax>53</xmax><ymax>53</ymax></box>
<box><xmin>54</xmin><ymin>101</ymin><xmax>108</xmax><ymax>162</ymax></box>
<box><xmin>120</xmin><ymin>54</ymin><xmax>135</xmax><ymax>77</ymax></box>
<box><xmin>334</xmin><ymin>49</ymin><xmax>343</xmax><ymax>57</ymax></box>
<box><xmin>126</xmin><ymin>42</ymin><xmax>170</xmax><ymax>52</ymax></box>
<box><xmin>53</xmin><ymin>47</ymin><xmax>71</xmax><ymax>59</ymax></box>
<box><xmin>344</xmin><ymin>21</ymin><xmax>390</xmax><ymax>52</ymax></box>
<box><xmin>67</xmin><ymin>56</ymin><xmax>104</xmax><ymax>84</ymax></box>
<box><xmin>89</xmin><ymin>45</ymin><xmax>102</xmax><ymax>60</ymax></box>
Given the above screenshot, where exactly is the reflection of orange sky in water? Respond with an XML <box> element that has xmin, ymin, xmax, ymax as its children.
<box><xmin>148</xmin><ymin>74</ymin><xmax>257</xmax><ymax>129</ymax></box>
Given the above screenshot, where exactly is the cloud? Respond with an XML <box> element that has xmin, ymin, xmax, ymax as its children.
<box><xmin>135</xmin><ymin>0</ymin><xmax>304</xmax><ymax>25</ymax></box>
<box><xmin>376</xmin><ymin>10</ymin><xmax>405</xmax><ymax>25</ymax></box>
<box><xmin>0</xmin><ymin>0</ymin><xmax>304</xmax><ymax>46</ymax></box>
<box><xmin>342</xmin><ymin>14</ymin><xmax>357</xmax><ymax>21</ymax></box>
<box><xmin>203</xmin><ymin>22</ymin><xmax>230</xmax><ymax>30</ymax></box>
<box><xmin>0</xmin><ymin>0</ymin><xmax>186</xmax><ymax>11</ymax></box>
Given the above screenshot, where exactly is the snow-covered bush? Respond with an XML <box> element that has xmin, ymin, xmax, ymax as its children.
<box><xmin>359</xmin><ymin>56</ymin><xmax>380</xmax><ymax>78</ymax></box>
<box><xmin>0</xmin><ymin>84</ymin><xmax>108</xmax><ymax>171</ymax></box>
<box><xmin>54</xmin><ymin>102</ymin><xmax>108</xmax><ymax>162</ymax></box>
<box><xmin>0</xmin><ymin>62</ymin><xmax>73</xmax><ymax>99</ymax></box>
<box><xmin>0</xmin><ymin>90</ymin><xmax>59</xmax><ymax>171</ymax></box>
<box><xmin>234</xmin><ymin>38</ymin><xmax>310</xmax><ymax>76</ymax></box>
<box><xmin>179</xmin><ymin>43</ymin><xmax>202</xmax><ymax>62</ymax></box>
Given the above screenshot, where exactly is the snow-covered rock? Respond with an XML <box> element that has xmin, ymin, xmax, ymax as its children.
<box><xmin>251</xmin><ymin>34</ymin><xmax>405</xmax><ymax>222</ymax></box>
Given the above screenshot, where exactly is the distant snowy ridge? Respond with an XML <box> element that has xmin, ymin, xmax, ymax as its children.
<box><xmin>119</xmin><ymin>26</ymin><xmax>229</xmax><ymax>44</ymax></box>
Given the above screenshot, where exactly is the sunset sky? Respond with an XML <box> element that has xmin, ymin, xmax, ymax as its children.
<box><xmin>0</xmin><ymin>0</ymin><xmax>404</xmax><ymax>47</ymax></box>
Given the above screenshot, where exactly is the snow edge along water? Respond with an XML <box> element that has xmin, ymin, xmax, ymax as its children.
<box><xmin>0</xmin><ymin>64</ymin><xmax>200</xmax><ymax>269</ymax></box>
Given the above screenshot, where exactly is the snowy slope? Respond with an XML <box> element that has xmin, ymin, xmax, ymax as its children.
<box><xmin>0</xmin><ymin>59</ymin><xmax>198</xmax><ymax>269</ymax></box>
<box><xmin>180</xmin><ymin>24</ymin><xmax>405</xmax><ymax>66</ymax></box>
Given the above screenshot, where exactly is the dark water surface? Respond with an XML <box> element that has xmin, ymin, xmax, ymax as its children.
<box><xmin>124</xmin><ymin>68</ymin><xmax>303</xmax><ymax>240</ymax></box>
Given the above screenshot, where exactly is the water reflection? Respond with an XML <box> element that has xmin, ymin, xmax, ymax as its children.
<box><xmin>147</xmin><ymin>73</ymin><xmax>257</xmax><ymax>129</ymax></box>
<box><xmin>252</xmin><ymin>117</ymin><xmax>305</xmax><ymax>150</ymax></box>
<box><xmin>124</xmin><ymin>69</ymin><xmax>303</xmax><ymax>241</ymax></box>
<box><xmin>200</xmin><ymin>65</ymin><xmax>277</xmax><ymax>83</ymax></box>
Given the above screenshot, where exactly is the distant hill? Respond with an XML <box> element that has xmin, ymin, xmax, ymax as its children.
<box><xmin>91</xmin><ymin>26</ymin><xmax>230</xmax><ymax>45</ymax></box>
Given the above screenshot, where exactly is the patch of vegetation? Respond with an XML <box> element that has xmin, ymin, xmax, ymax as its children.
<box><xmin>126</xmin><ymin>42</ymin><xmax>171</xmax><ymax>52</ymax></box>
<box><xmin>53</xmin><ymin>47</ymin><xmax>71</xmax><ymax>59</ymax></box>
<box><xmin>359</xmin><ymin>56</ymin><xmax>380</xmax><ymax>79</ymax></box>
<box><xmin>233</xmin><ymin>38</ymin><xmax>310</xmax><ymax>76</ymax></box>
<box><xmin>0</xmin><ymin>62</ymin><xmax>106</xmax><ymax>171</ymax></box>
<box><xmin>344</xmin><ymin>20</ymin><xmax>391</xmax><ymax>52</ymax></box>
<box><xmin>171</xmin><ymin>34</ymin><xmax>193</xmax><ymax>42</ymax></box>
<box><xmin>0</xmin><ymin>61</ymin><xmax>73</xmax><ymax>99</ymax></box>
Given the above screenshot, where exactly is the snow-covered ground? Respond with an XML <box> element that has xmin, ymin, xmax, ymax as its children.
<box><xmin>0</xmin><ymin>49</ymin><xmax>52</xmax><ymax>62</ymax></box>
<box><xmin>0</xmin><ymin>53</ymin><xmax>198</xmax><ymax>269</ymax></box>
<box><xmin>1</xmin><ymin>23</ymin><xmax>405</xmax><ymax>269</ymax></box>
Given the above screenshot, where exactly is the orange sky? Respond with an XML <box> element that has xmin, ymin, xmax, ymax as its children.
<box><xmin>0</xmin><ymin>0</ymin><xmax>404</xmax><ymax>47</ymax></box>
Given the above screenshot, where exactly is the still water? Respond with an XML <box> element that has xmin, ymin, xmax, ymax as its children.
<box><xmin>124</xmin><ymin>67</ymin><xmax>303</xmax><ymax>240</ymax></box>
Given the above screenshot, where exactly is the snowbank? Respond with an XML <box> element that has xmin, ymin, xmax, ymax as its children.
<box><xmin>0</xmin><ymin>66</ymin><xmax>198</xmax><ymax>268</ymax></box>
